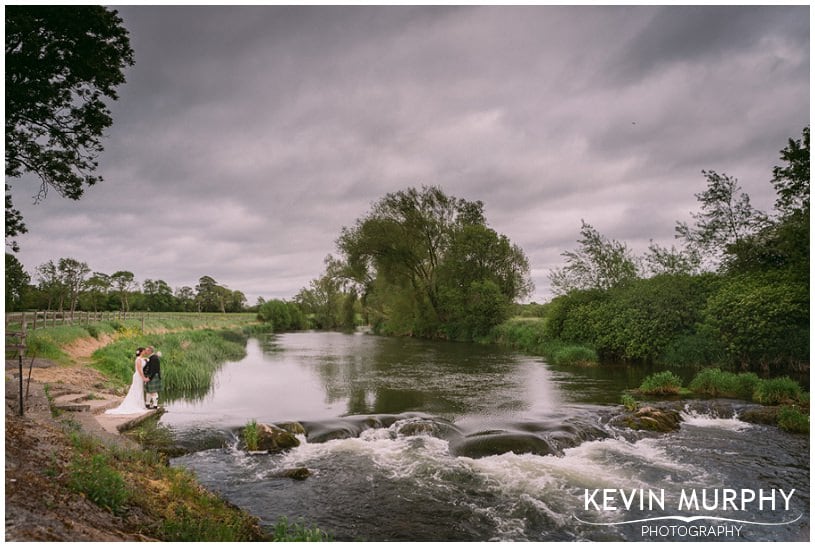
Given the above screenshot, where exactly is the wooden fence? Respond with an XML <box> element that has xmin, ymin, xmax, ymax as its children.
<box><xmin>5</xmin><ymin>310</ymin><xmax>146</xmax><ymax>332</ymax></box>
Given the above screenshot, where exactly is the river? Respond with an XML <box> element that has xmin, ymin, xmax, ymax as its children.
<box><xmin>161</xmin><ymin>331</ymin><xmax>809</xmax><ymax>541</ymax></box>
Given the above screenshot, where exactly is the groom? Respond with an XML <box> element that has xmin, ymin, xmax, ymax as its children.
<box><xmin>143</xmin><ymin>346</ymin><xmax>162</xmax><ymax>409</ymax></box>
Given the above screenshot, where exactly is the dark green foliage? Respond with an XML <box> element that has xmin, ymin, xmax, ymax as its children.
<box><xmin>337</xmin><ymin>186</ymin><xmax>532</xmax><ymax>340</ymax></box>
<box><xmin>5</xmin><ymin>6</ymin><xmax>134</xmax><ymax>246</ymax></box>
<box><xmin>701</xmin><ymin>272</ymin><xmax>808</xmax><ymax>373</ymax></box>
<box><xmin>257</xmin><ymin>299</ymin><xmax>307</xmax><ymax>331</ymax></box>
<box><xmin>637</xmin><ymin>371</ymin><xmax>683</xmax><ymax>395</ymax></box>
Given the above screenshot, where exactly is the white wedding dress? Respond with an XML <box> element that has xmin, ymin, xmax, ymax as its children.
<box><xmin>105</xmin><ymin>357</ymin><xmax>147</xmax><ymax>415</ymax></box>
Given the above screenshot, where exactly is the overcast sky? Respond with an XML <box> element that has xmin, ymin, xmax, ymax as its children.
<box><xmin>9</xmin><ymin>4</ymin><xmax>810</xmax><ymax>304</ymax></box>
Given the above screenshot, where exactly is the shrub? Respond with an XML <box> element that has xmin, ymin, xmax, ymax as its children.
<box><xmin>753</xmin><ymin>376</ymin><xmax>803</xmax><ymax>405</ymax></box>
<box><xmin>777</xmin><ymin>406</ymin><xmax>809</xmax><ymax>434</ymax></box>
<box><xmin>638</xmin><ymin>371</ymin><xmax>683</xmax><ymax>395</ymax></box>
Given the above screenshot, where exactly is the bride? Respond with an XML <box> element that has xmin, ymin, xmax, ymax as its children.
<box><xmin>105</xmin><ymin>347</ymin><xmax>150</xmax><ymax>414</ymax></box>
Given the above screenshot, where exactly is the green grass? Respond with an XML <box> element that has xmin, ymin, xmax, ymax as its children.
<box><xmin>688</xmin><ymin>368</ymin><xmax>761</xmax><ymax>400</ymax></box>
<box><xmin>777</xmin><ymin>406</ymin><xmax>809</xmax><ymax>434</ymax></box>
<box><xmin>271</xmin><ymin>516</ymin><xmax>333</xmax><ymax>541</ymax></box>
<box><xmin>752</xmin><ymin>376</ymin><xmax>804</xmax><ymax>405</ymax></box>
<box><xmin>68</xmin><ymin>452</ymin><xmax>131</xmax><ymax>515</ymax></box>
<box><xmin>243</xmin><ymin>419</ymin><xmax>260</xmax><ymax>451</ymax></box>
<box><xmin>620</xmin><ymin>393</ymin><xmax>639</xmax><ymax>411</ymax></box>
<box><xmin>550</xmin><ymin>344</ymin><xmax>598</xmax><ymax>366</ymax></box>
<box><xmin>637</xmin><ymin>371</ymin><xmax>684</xmax><ymax>395</ymax></box>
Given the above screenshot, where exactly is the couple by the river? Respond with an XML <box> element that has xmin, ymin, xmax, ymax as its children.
<box><xmin>105</xmin><ymin>346</ymin><xmax>163</xmax><ymax>415</ymax></box>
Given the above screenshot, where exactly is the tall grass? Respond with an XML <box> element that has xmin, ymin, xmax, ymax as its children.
<box><xmin>489</xmin><ymin>318</ymin><xmax>598</xmax><ymax>366</ymax></box>
<box><xmin>637</xmin><ymin>371</ymin><xmax>684</xmax><ymax>395</ymax></box>
<box><xmin>688</xmin><ymin>368</ymin><xmax>761</xmax><ymax>400</ymax></box>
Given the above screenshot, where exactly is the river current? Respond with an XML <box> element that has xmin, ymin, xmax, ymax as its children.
<box><xmin>161</xmin><ymin>332</ymin><xmax>809</xmax><ymax>541</ymax></box>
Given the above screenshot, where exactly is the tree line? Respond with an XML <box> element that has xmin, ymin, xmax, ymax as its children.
<box><xmin>4</xmin><ymin>262</ymin><xmax>249</xmax><ymax>314</ymax></box>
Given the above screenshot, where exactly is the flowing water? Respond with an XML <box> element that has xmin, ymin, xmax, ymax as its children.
<box><xmin>162</xmin><ymin>332</ymin><xmax>809</xmax><ymax>541</ymax></box>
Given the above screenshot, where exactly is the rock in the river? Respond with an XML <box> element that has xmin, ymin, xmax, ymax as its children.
<box><xmin>255</xmin><ymin>423</ymin><xmax>300</xmax><ymax>452</ymax></box>
<box><xmin>616</xmin><ymin>405</ymin><xmax>682</xmax><ymax>432</ymax></box>
<box><xmin>450</xmin><ymin>431</ymin><xmax>561</xmax><ymax>459</ymax></box>
<box><xmin>275</xmin><ymin>467</ymin><xmax>311</xmax><ymax>480</ymax></box>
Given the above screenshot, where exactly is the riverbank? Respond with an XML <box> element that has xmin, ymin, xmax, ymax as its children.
<box><xmin>4</xmin><ymin>320</ymin><xmax>327</xmax><ymax>541</ymax></box>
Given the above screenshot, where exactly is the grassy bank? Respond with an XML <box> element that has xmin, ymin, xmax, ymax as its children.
<box><xmin>487</xmin><ymin>317</ymin><xmax>598</xmax><ymax>366</ymax></box>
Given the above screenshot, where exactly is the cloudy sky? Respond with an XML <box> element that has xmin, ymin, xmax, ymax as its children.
<box><xmin>9</xmin><ymin>4</ymin><xmax>810</xmax><ymax>304</ymax></box>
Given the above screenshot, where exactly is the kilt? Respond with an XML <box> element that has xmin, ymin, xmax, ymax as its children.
<box><xmin>146</xmin><ymin>375</ymin><xmax>162</xmax><ymax>393</ymax></box>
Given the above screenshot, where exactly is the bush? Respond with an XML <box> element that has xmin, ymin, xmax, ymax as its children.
<box><xmin>638</xmin><ymin>371</ymin><xmax>683</xmax><ymax>395</ymax></box>
<box><xmin>752</xmin><ymin>376</ymin><xmax>803</xmax><ymax>405</ymax></box>
<box><xmin>777</xmin><ymin>406</ymin><xmax>809</xmax><ymax>434</ymax></box>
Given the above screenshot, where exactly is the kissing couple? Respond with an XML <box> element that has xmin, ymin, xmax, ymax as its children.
<box><xmin>105</xmin><ymin>345</ymin><xmax>163</xmax><ymax>415</ymax></box>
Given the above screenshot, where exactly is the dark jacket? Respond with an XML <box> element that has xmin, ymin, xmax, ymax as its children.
<box><xmin>145</xmin><ymin>354</ymin><xmax>161</xmax><ymax>378</ymax></box>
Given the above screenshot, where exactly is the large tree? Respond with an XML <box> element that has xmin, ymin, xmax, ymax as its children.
<box><xmin>5</xmin><ymin>6</ymin><xmax>134</xmax><ymax>250</ymax></box>
<box><xmin>338</xmin><ymin>186</ymin><xmax>531</xmax><ymax>338</ymax></box>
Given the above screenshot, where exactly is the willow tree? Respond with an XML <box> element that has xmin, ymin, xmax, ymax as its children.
<box><xmin>338</xmin><ymin>186</ymin><xmax>532</xmax><ymax>339</ymax></box>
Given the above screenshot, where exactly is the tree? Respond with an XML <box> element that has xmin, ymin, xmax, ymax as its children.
<box><xmin>35</xmin><ymin>260</ymin><xmax>63</xmax><ymax>311</ymax></box>
<box><xmin>143</xmin><ymin>278</ymin><xmax>175</xmax><ymax>311</ymax></box>
<box><xmin>5</xmin><ymin>253</ymin><xmax>30</xmax><ymax>311</ymax></box>
<box><xmin>82</xmin><ymin>272</ymin><xmax>111</xmax><ymax>312</ymax></box>
<box><xmin>771</xmin><ymin>126</ymin><xmax>809</xmax><ymax>218</ymax></box>
<box><xmin>5</xmin><ymin>6</ymin><xmax>134</xmax><ymax>249</ymax></box>
<box><xmin>58</xmin><ymin>257</ymin><xmax>90</xmax><ymax>316</ymax></box>
<box><xmin>675</xmin><ymin>170</ymin><xmax>768</xmax><ymax>270</ymax></box>
<box><xmin>642</xmin><ymin>241</ymin><xmax>701</xmax><ymax>277</ymax></box>
<box><xmin>338</xmin><ymin>186</ymin><xmax>486</xmax><ymax>321</ymax></box>
<box><xmin>110</xmin><ymin>270</ymin><xmax>136</xmax><ymax>312</ymax></box>
<box><xmin>549</xmin><ymin>220</ymin><xmax>639</xmax><ymax>295</ymax></box>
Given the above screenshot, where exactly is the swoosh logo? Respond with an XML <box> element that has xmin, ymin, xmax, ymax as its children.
<box><xmin>574</xmin><ymin>513</ymin><xmax>803</xmax><ymax>527</ymax></box>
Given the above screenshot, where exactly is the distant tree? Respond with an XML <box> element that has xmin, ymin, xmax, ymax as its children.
<box><xmin>175</xmin><ymin>286</ymin><xmax>196</xmax><ymax>312</ymax></box>
<box><xmin>5</xmin><ymin>6</ymin><xmax>134</xmax><ymax>250</ymax></box>
<box><xmin>549</xmin><ymin>220</ymin><xmax>639</xmax><ymax>295</ymax></box>
<box><xmin>58</xmin><ymin>257</ymin><xmax>90</xmax><ymax>316</ymax></box>
<box><xmin>5</xmin><ymin>253</ymin><xmax>30</xmax><ymax>311</ymax></box>
<box><xmin>35</xmin><ymin>260</ymin><xmax>63</xmax><ymax>311</ymax></box>
<box><xmin>82</xmin><ymin>272</ymin><xmax>111</xmax><ymax>312</ymax></box>
<box><xmin>675</xmin><ymin>171</ymin><xmax>768</xmax><ymax>270</ymax></box>
<box><xmin>110</xmin><ymin>270</ymin><xmax>136</xmax><ymax>312</ymax></box>
<box><xmin>143</xmin><ymin>278</ymin><xmax>175</xmax><ymax>311</ymax></box>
